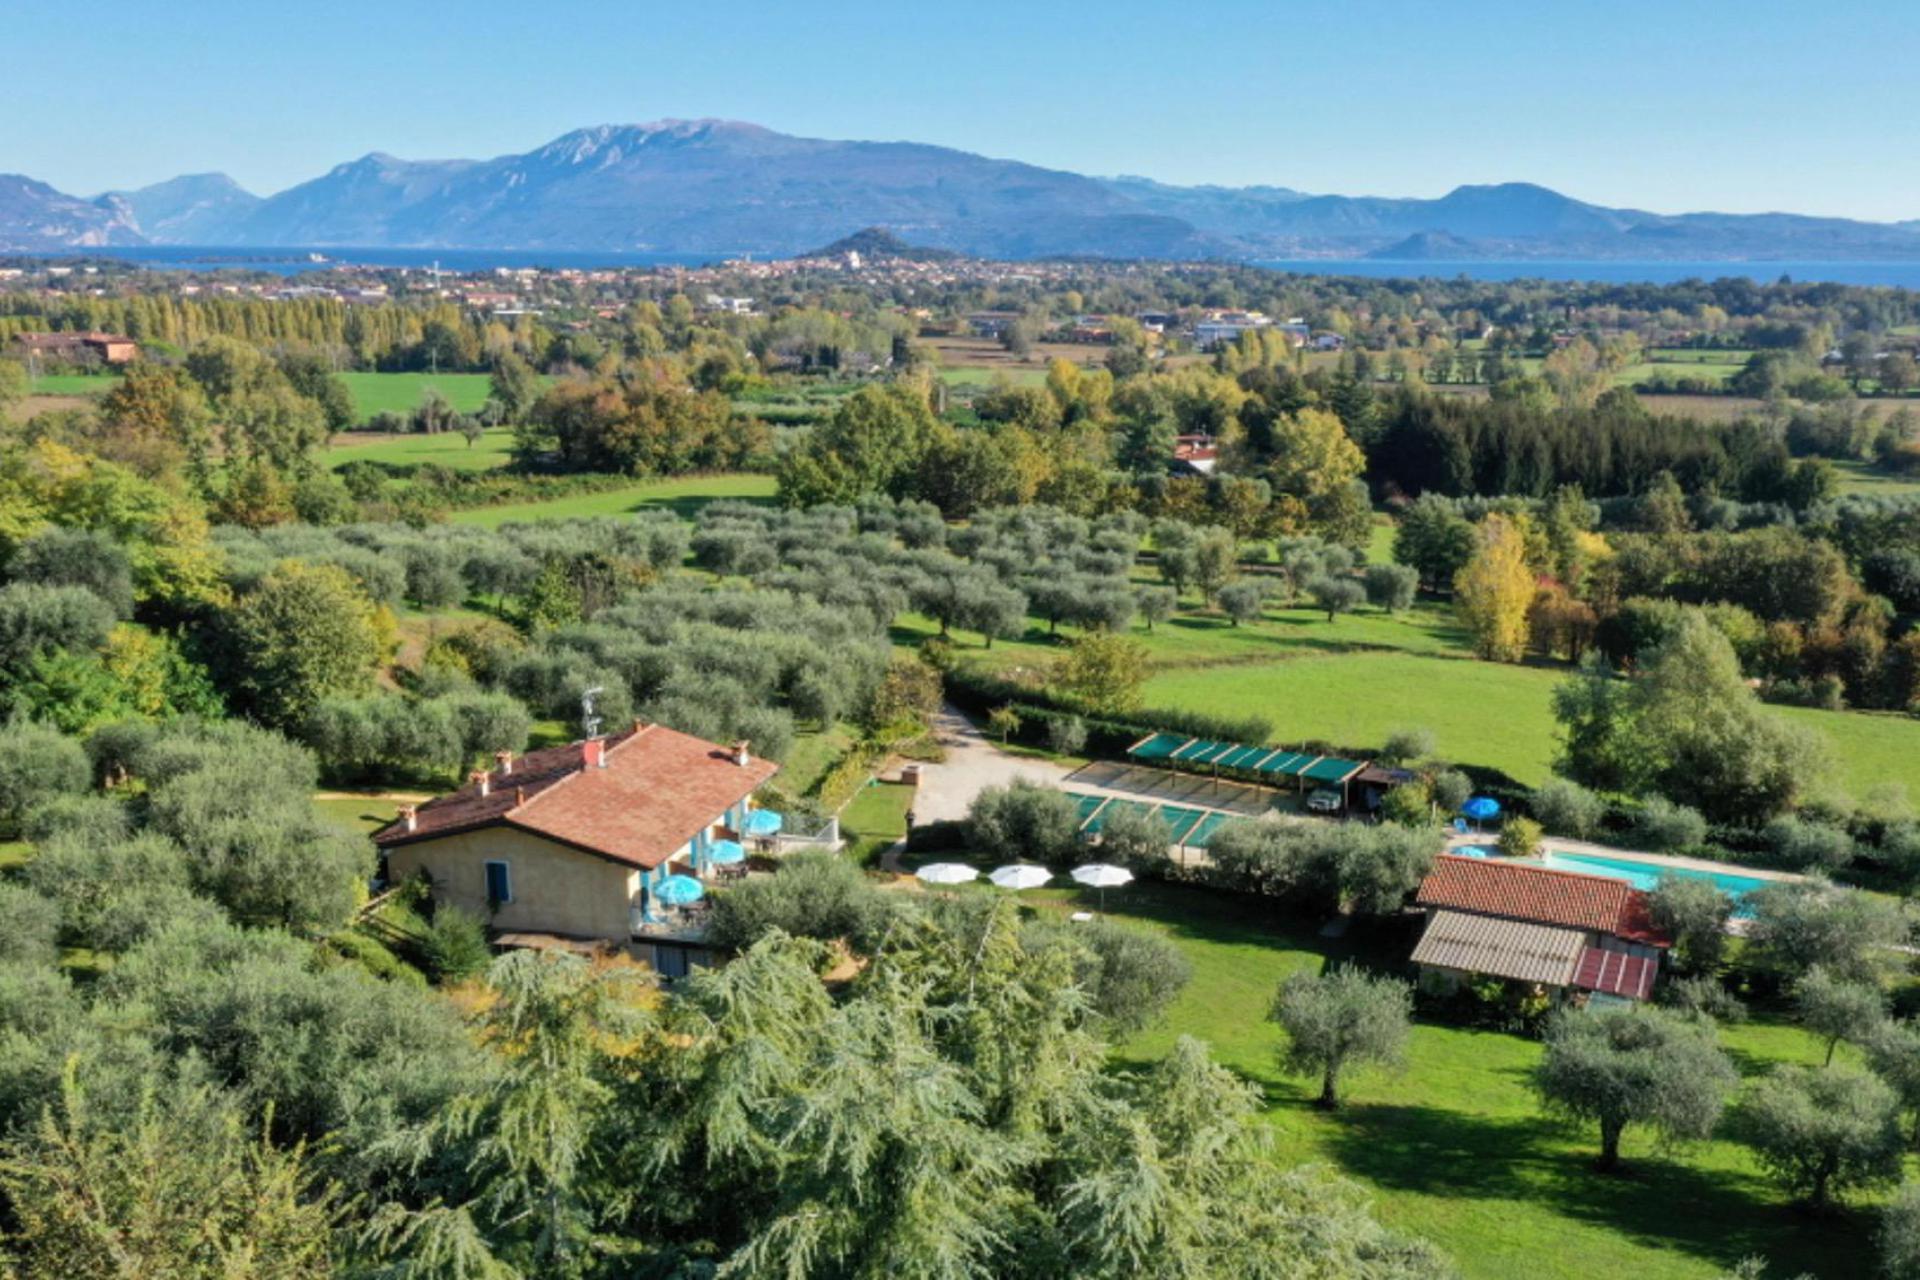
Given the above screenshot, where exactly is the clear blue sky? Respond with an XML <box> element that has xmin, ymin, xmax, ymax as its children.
<box><xmin>10</xmin><ymin>0</ymin><xmax>1916</xmax><ymax>220</ymax></box>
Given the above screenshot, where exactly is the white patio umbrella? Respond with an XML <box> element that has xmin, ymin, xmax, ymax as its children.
<box><xmin>915</xmin><ymin>862</ymin><xmax>979</xmax><ymax>887</ymax></box>
<box><xmin>988</xmin><ymin>864</ymin><xmax>1052</xmax><ymax>891</ymax></box>
<box><xmin>1070</xmin><ymin>862</ymin><xmax>1134</xmax><ymax>911</ymax></box>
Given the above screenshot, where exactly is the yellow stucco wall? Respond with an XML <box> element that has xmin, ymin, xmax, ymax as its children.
<box><xmin>385</xmin><ymin>826</ymin><xmax>640</xmax><ymax>941</ymax></box>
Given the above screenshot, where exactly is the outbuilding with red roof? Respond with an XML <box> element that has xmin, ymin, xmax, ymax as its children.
<box><xmin>1410</xmin><ymin>855</ymin><xmax>1670</xmax><ymax>1003</ymax></box>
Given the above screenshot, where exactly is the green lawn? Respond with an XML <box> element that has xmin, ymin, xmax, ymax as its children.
<box><xmin>778</xmin><ymin>723</ymin><xmax>857</xmax><ymax>796</ymax></box>
<box><xmin>446</xmin><ymin>473</ymin><xmax>778</xmax><ymax>527</ymax></box>
<box><xmin>313</xmin><ymin>793</ymin><xmax>408</xmax><ymax>834</ymax></box>
<box><xmin>1019</xmin><ymin>881</ymin><xmax>1886</xmax><ymax>1280</ymax></box>
<box><xmin>1834</xmin><ymin>458</ymin><xmax>1920</xmax><ymax>498</ymax></box>
<box><xmin>23</xmin><ymin>373</ymin><xmax>121</xmax><ymax>397</ymax></box>
<box><xmin>909</xmin><ymin>578</ymin><xmax>1917</xmax><ymax>799</ymax></box>
<box><xmin>337</xmin><ymin>372</ymin><xmax>496</xmax><ymax>422</ymax></box>
<box><xmin>1366</xmin><ymin>516</ymin><xmax>1397</xmax><ymax>566</ymax></box>
<box><xmin>324</xmin><ymin>426</ymin><xmax>518</xmax><ymax>472</ymax></box>
<box><xmin>935</xmin><ymin>365</ymin><xmax>1048</xmax><ymax>388</ymax></box>
<box><xmin>839</xmin><ymin>779</ymin><xmax>914</xmax><ymax>866</ymax></box>
<box><xmin>1143</xmin><ymin>649</ymin><xmax>1567</xmax><ymax>783</ymax></box>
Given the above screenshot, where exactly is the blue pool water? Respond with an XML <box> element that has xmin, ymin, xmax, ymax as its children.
<box><xmin>1540</xmin><ymin>850</ymin><xmax>1773</xmax><ymax>915</ymax></box>
<box><xmin>1454</xmin><ymin>845</ymin><xmax>1497</xmax><ymax>859</ymax></box>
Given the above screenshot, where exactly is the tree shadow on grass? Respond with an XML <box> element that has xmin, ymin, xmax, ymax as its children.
<box><xmin>1321</xmin><ymin>1100</ymin><xmax>1877</xmax><ymax>1277</ymax></box>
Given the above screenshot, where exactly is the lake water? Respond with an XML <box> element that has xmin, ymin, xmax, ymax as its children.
<box><xmin>1255</xmin><ymin>259</ymin><xmax>1920</xmax><ymax>288</ymax></box>
<box><xmin>42</xmin><ymin>246</ymin><xmax>1920</xmax><ymax>288</ymax></box>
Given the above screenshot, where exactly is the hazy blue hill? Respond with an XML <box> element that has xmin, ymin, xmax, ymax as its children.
<box><xmin>0</xmin><ymin>175</ymin><xmax>144</xmax><ymax>250</ymax></box>
<box><xmin>212</xmin><ymin>120</ymin><xmax>1226</xmax><ymax>258</ymax></box>
<box><xmin>10</xmin><ymin>120</ymin><xmax>1920</xmax><ymax>261</ymax></box>
<box><xmin>109</xmin><ymin>173</ymin><xmax>260</xmax><ymax>243</ymax></box>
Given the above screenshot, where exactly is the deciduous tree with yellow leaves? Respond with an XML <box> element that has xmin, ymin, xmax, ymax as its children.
<box><xmin>1454</xmin><ymin>513</ymin><xmax>1535</xmax><ymax>662</ymax></box>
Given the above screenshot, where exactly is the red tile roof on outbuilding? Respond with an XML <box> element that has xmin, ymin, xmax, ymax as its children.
<box><xmin>1416</xmin><ymin>855</ymin><xmax>1670</xmax><ymax>947</ymax></box>
<box><xmin>1574</xmin><ymin>947</ymin><xmax>1658</xmax><ymax>1000</ymax></box>
<box><xmin>374</xmin><ymin>723</ymin><xmax>777</xmax><ymax>871</ymax></box>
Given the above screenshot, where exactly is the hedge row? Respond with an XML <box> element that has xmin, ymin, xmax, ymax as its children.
<box><xmin>943</xmin><ymin>667</ymin><xmax>1272</xmax><ymax>755</ymax></box>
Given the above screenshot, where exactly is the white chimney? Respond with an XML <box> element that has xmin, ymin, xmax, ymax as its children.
<box><xmin>731</xmin><ymin>740</ymin><xmax>752</xmax><ymax>767</ymax></box>
<box><xmin>400</xmin><ymin>805</ymin><xmax>418</xmax><ymax>833</ymax></box>
<box><xmin>494</xmin><ymin>750</ymin><xmax>513</xmax><ymax>775</ymax></box>
<box><xmin>470</xmin><ymin>770</ymin><xmax>490</xmax><ymax>797</ymax></box>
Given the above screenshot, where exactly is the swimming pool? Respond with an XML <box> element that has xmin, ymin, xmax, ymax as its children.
<box><xmin>1539</xmin><ymin>850</ymin><xmax>1774</xmax><ymax>915</ymax></box>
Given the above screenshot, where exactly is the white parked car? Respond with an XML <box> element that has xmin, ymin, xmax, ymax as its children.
<box><xmin>1306</xmin><ymin>788</ymin><xmax>1343</xmax><ymax>814</ymax></box>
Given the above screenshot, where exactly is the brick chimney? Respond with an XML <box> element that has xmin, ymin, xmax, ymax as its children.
<box><xmin>494</xmin><ymin>750</ymin><xmax>513</xmax><ymax>775</ymax></box>
<box><xmin>583</xmin><ymin>738</ymin><xmax>605</xmax><ymax>769</ymax></box>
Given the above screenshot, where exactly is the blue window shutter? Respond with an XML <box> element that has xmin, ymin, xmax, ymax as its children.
<box><xmin>485</xmin><ymin>860</ymin><xmax>512</xmax><ymax>904</ymax></box>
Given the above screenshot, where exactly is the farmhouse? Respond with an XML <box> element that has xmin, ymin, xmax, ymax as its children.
<box><xmin>374</xmin><ymin>722</ymin><xmax>780</xmax><ymax>973</ymax></box>
<box><xmin>12</xmin><ymin>330</ymin><xmax>138</xmax><ymax>364</ymax></box>
<box><xmin>1410</xmin><ymin>855</ymin><xmax>1670</xmax><ymax>1002</ymax></box>
<box><xmin>967</xmin><ymin>309</ymin><xmax>1023</xmax><ymax>338</ymax></box>
<box><xmin>1172</xmin><ymin>432</ymin><xmax>1218</xmax><ymax>475</ymax></box>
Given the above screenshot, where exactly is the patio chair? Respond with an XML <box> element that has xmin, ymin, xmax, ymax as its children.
<box><xmin>1452</xmin><ymin>817</ymin><xmax>1469</xmax><ymax>834</ymax></box>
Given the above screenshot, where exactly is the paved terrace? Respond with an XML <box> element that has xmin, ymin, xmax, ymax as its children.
<box><xmin>908</xmin><ymin>707</ymin><xmax>1288</xmax><ymax>825</ymax></box>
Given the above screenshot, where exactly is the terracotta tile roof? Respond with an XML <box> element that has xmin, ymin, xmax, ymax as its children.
<box><xmin>1574</xmin><ymin>947</ymin><xmax>1658</xmax><ymax>1000</ymax></box>
<box><xmin>374</xmin><ymin>723</ymin><xmax>777</xmax><ymax>871</ymax></box>
<box><xmin>1416</xmin><ymin>855</ymin><xmax>1670</xmax><ymax>947</ymax></box>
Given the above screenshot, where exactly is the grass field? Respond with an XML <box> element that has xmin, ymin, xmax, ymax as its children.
<box><xmin>324</xmin><ymin>426</ymin><xmax>519</xmax><ymax>472</ymax></box>
<box><xmin>337</xmin><ymin>372</ymin><xmax>495</xmax><ymax>422</ymax></box>
<box><xmin>1834</xmin><ymin>458</ymin><xmax>1920</xmax><ymax>497</ymax></box>
<box><xmin>22</xmin><ymin>373</ymin><xmax>121</xmax><ymax>397</ymax></box>
<box><xmin>1012</xmin><ymin>881</ymin><xmax>1886</xmax><ymax>1280</ymax></box>
<box><xmin>908</xmin><ymin>580</ymin><xmax>1918</xmax><ymax>799</ymax></box>
<box><xmin>446</xmin><ymin>473</ymin><xmax>778</xmax><ymax>527</ymax></box>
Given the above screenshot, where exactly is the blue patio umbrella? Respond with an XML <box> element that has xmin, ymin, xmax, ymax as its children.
<box><xmin>745</xmin><ymin>809</ymin><xmax>783</xmax><ymax>837</ymax></box>
<box><xmin>655</xmin><ymin>874</ymin><xmax>706</xmax><ymax>907</ymax></box>
<box><xmin>707</xmin><ymin>838</ymin><xmax>746</xmax><ymax>866</ymax></box>
<box><xmin>1460</xmin><ymin>796</ymin><xmax>1502</xmax><ymax>827</ymax></box>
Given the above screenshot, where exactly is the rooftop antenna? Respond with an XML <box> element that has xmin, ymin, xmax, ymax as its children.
<box><xmin>580</xmin><ymin>686</ymin><xmax>604</xmax><ymax>740</ymax></box>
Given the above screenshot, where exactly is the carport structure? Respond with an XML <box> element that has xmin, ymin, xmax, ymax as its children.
<box><xmin>1126</xmin><ymin>732</ymin><xmax>1371</xmax><ymax>811</ymax></box>
<box><xmin>1069</xmin><ymin>791</ymin><xmax>1233</xmax><ymax>864</ymax></box>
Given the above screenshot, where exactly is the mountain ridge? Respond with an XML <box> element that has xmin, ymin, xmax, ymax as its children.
<box><xmin>7</xmin><ymin>120</ymin><xmax>1920</xmax><ymax>262</ymax></box>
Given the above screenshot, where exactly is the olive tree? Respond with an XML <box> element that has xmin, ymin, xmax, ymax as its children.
<box><xmin>1135</xmin><ymin>585</ymin><xmax>1177</xmax><ymax>632</ymax></box>
<box><xmin>1747</xmin><ymin>879</ymin><xmax>1908</xmax><ymax>984</ymax></box>
<box><xmin>1363</xmin><ymin>562</ymin><xmax>1420</xmax><ymax>613</ymax></box>
<box><xmin>0</xmin><ymin>720</ymin><xmax>88</xmax><ymax>838</ymax></box>
<box><xmin>1797</xmin><ymin>967</ymin><xmax>1887</xmax><ymax>1065</ymax></box>
<box><xmin>1097</xmin><ymin>802</ymin><xmax>1174</xmax><ymax>876</ymax></box>
<box><xmin>1649</xmin><ymin>876</ymin><xmax>1735</xmax><ymax>974</ymax></box>
<box><xmin>1881</xmin><ymin>1181</ymin><xmax>1920</xmax><ymax>1279</ymax></box>
<box><xmin>1307</xmin><ymin>575</ymin><xmax>1366</xmax><ymax>622</ymax></box>
<box><xmin>1269</xmin><ymin>966</ymin><xmax>1412</xmax><ymax>1109</ymax></box>
<box><xmin>1534</xmin><ymin>1005</ymin><xmax>1735</xmax><ymax>1173</ymax></box>
<box><xmin>1531</xmin><ymin>778</ymin><xmax>1606</xmax><ymax>839</ymax></box>
<box><xmin>1738</xmin><ymin>1064</ymin><xmax>1905</xmax><ymax>1210</ymax></box>
<box><xmin>1217</xmin><ymin>581</ymin><xmax>1266</xmax><ymax>627</ymax></box>
<box><xmin>964</xmin><ymin>780</ymin><xmax>1082</xmax><ymax>867</ymax></box>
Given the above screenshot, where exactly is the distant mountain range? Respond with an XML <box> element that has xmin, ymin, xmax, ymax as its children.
<box><xmin>6</xmin><ymin>119</ymin><xmax>1920</xmax><ymax>263</ymax></box>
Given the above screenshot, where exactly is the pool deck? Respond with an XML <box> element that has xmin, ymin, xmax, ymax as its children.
<box><xmin>1443</xmin><ymin>832</ymin><xmax>1803</xmax><ymax>883</ymax></box>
